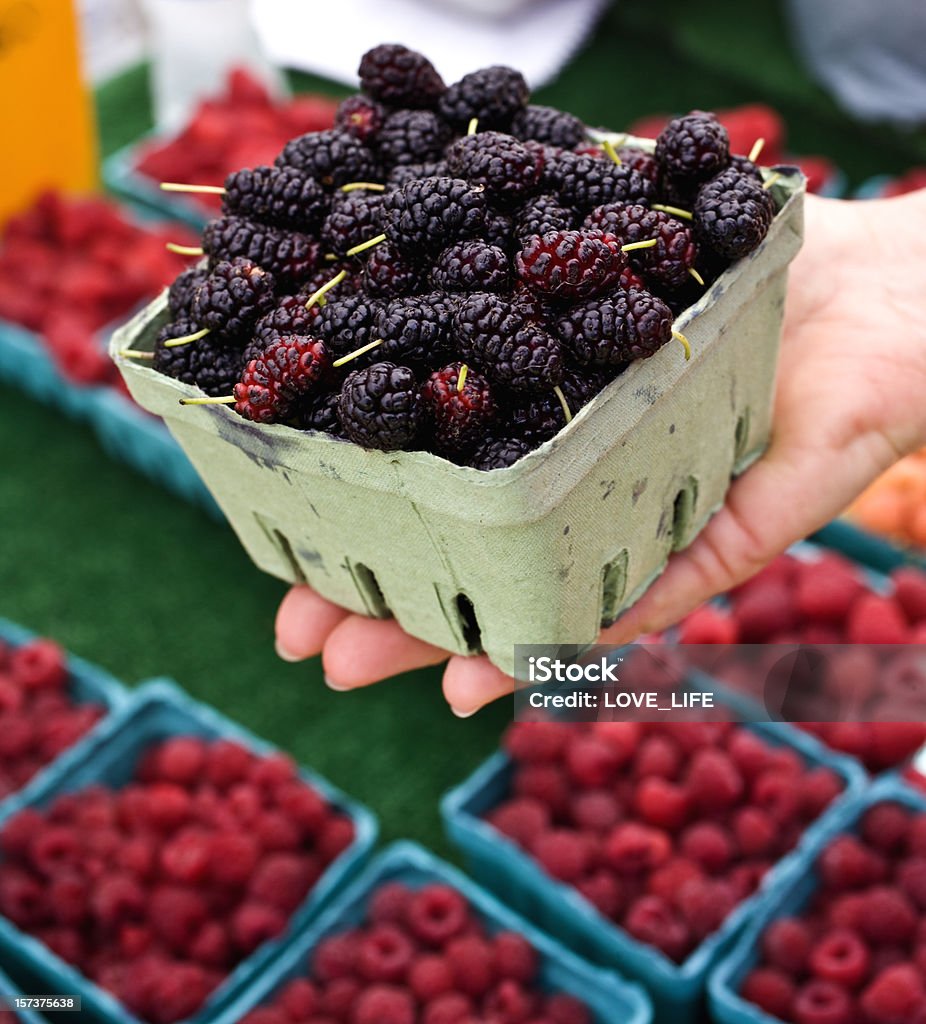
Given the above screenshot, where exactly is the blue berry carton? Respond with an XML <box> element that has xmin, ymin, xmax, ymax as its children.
<box><xmin>709</xmin><ymin>776</ymin><xmax>925</xmax><ymax>1024</ymax></box>
<box><xmin>0</xmin><ymin>679</ymin><xmax>377</xmax><ymax>1024</ymax></box>
<box><xmin>441</xmin><ymin>719</ymin><xmax>866</xmax><ymax>1024</ymax></box>
<box><xmin>814</xmin><ymin>519</ymin><xmax>926</xmax><ymax>573</ymax></box>
<box><xmin>0</xmin><ymin>965</ymin><xmax>45</xmax><ymax>1024</ymax></box>
<box><xmin>213</xmin><ymin>840</ymin><xmax>653</xmax><ymax>1024</ymax></box>
<box><xmin>0</xmin><ymin>617</ymin><xmax>126</xmax><ymax>817</ymax></box>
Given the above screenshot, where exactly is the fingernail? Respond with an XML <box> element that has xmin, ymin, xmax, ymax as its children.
<box><xmin>451</xmin><ymin>706</ymin><xmax>478</xmax><ymax>719</ymax></box>
<box><xmin>324</xmin><ymin>674</ymin><xmax>352</xmax><ymax>692</ymax></box>
<box><xmin>275</xmin><ymin>639</ymin><xmax>303</xmax><ymax>663</ymax></box>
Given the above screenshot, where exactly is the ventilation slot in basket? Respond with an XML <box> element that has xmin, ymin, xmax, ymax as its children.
<box><xmin>455</xmin><ymin>594</ymin><xmax>482</xmax><ymax>653</ymax></box>
<box><xmin>734</xmin><ymin>408</ymin><xmax>751</xmax><ymax>465</ymax></box>
<box><xmin>671</xmin><ymin>477</ymin><xmax>699</xmax><ymax>552</ymax></box>
<box><xmin>350</xmin><ymin>562</ymin><xmax>391</xmax><ymax>619</ymax></box>
<box><xmin>600</xmin><ymin>550</ymin><xmax>628</xmax><ymax>626</ymax></box>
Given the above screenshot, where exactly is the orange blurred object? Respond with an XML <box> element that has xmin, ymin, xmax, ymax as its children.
<box><xmin>848</xmin><ymin>449</ymin><xmax>926</xmax><ymax>550</ymax></box>
<box><xmin>0</xmin><ymin>1</ymin><xmax>98</xmax><ymax>225</ymax></box>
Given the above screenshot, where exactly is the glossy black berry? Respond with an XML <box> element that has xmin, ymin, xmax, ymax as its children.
<box><xmin>386</xmin><ymin>160</ymin><xmax>448</xmax><ymax>189</ymax></box>
<box><xmin>222</xmin><ymin>165</ymin><xmax>328</xmax><ymax>232</ymax></box>
<box><xmin>514</xmin><ymin>193</ymin><xmax>577</xmax><ymax>243</ymax></box>
<box><xmin>291</xmin><ymin>388</ymin><xmax>344</xmax><ymax>436</ymax></box>
<box><xmin>362</xmin><ymin>242</ymin><xmax>424</xmax><ymax>298</ymax></box>
<box><xmin>155</xmin><ymin>320</ymin><xmax>245</xmax><ymax>397</ymax></box>
<box><xmin>382</xmin><ymin>176</ymin><xmax>488</xmax><ymax>255</ymax></box>
<box><xmin>504</xmin><ymin>368</ymin><xmax>608</xmax><ymax>444</ymax></box>
<box><xmin>191</xmin><ymin>257</ymin><xmax>276</xmax><ymax>340</ymax></box>
<box><xmin>338</xmin><ymin>361</ymin><xmax>422</xmax><ymax>451</ymax></box>
<box><xmin>320</xmin><ymin>191</ymin><xmax>385</xmax><ymax>256</ymax></box>
<box><xmin>335</xmin><ymin>94</ymin><xmax>387</xmax><ymax>144</ymax></box>
<box><xmin>694</xmin><ymin>167</ymin><xmax>775</xmax><ymax>259</ymax></box>
<box><xmin>469</xmin><ymin>436</ymin><xmax>532</xmax><ymax>471</ymax></box>
<box><xmin>244</xmin><ymin>295</ymin><xmax>318</xmax><ymax>363</ymax></box>
<box><xmin>358</xmin><ymin>44</ymin><xmax>446</xmax><ymax>109</ymax></box>
<box><xmin>374</xmin><ymin>292</ymin><xmax>455</xmax><ymax>367</ymax></box>
<box><xmin>510</xmin><ymin>105</ymin><xmax>586</xmax><ymax>149</ymax></box>
<box><xmin>314</xmin><ymin>293</ymin><xmax>382</xmax><ymax>355</ymax></box>
<box><xmin>543</xmin><ymin>151</ymin><xmax>656</xmax><ymax>212</ymax></box>
<box><xmin>556</xmin><ymin>288</ymin><xmax>675</xmax><ymax>367</ymax></box>
<box><xmin>655</xmin><ymin>111</ymin><xmax>730</xmax><ymax>187</ymax></box>
<box><xmin>201</xmin><ymin>217</ymin><xmax>320</xmax><ymax>287</ymax></box>
<box><xmin>430</xmin><ymin>240</ymin><xmax>511</xmax><ymax>293</ymax></box>
<box><xmin>439</xmin><ymin>66</ymin><xmax>529</xmax><ymax>130</ymax></box>
<box><xmin>421</xmin><ymin>362</ymin><xmax>496</xmax><ymax>456</ymax></box>
<box><xmin>167</xmin><ymin>266</ymin><xmax>208</xmax><ymax>318</ymax></box>
<box><xmin>276</xmin><ymin>129</ymin><xmax>380</xmax><ymax>190</ymax></box>
<box><xmin>617</xmin><ymin>147</ymin><xmax>660</xmax><ymax>184</ymax></box>
<box><xmin>376</xmin><ymin>109</ymin><xmax>452</xmax><ymax>168</ymax></box>
<box><xmin>445</xmin><ymin>131</ymin><xmax>541</xmax><ymax>203</ymax></box>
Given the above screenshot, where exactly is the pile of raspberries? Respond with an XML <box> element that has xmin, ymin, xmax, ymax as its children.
<box><xmin>240</xmin><ymin>879</ymin><xmax>594</xmax><ymax>1024</ymax></box>
<box><xmin>152</xmin><ymin>43</ymin><xmax>779</xmax><ymax>470</ymax></box>
<box><xmin>0</xmin><ymin>736</ymin><xmax>355</xmax><ymax>1024</ymax></box>
<box><xmin>740</xmin><ymin>800</ymin><xmax>926</xmax><ymax>1024</ymax></box>
<box><xmin>487</xmin><ymin>720</ymin><xmax>844</xmax><ymax>964</ymax></box>
<box><xmin>674</xmin><ymin>549</ymin><xmax>926</xmax><ymax>771</ymax></box>
<box><xmin>0</xmin><ymin>636</ymin><xmax>105</xmax><ymax>801</ymax></box>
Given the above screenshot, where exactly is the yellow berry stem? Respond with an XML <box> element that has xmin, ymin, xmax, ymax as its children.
<box><xmin>762</xmin><ymin>172</ymin><xmax>782</xmax><ymax>191</ymax></box>
<box><xmin>601</xmin><ymin>138</ymin><xmax>623</xmax><ymax>166</ymax></box>
<box><xmin>179</xmin><ymin>395</ymin><xmax>236</xmax><ymax>406</ymax></box>
<box><xmin>332</xmin><ymin>338</ymin><xmax>383</xmax><ymax>368</ymax></box>
<box><xmin>672</xmin><ymin>330</ymin><xmax>692</xmax><ymax>361</ymax></box>
<box><xmin>748</xmin><ymin>137</ymin><xmax>765</xmax><ymax>164</ymax></box>
<box><xmin>651</xmin><ymin>203</ymin><xmax>693</xmax><ymax>221</ymax></box>
<box><xmin>324</xmin><ymin>253</ymin><xmax>338</xmax><ymax>262</ymax></box>
<box><xmin>166</xmin><ymin>243</ymin><xmax>205</xmax><ymax>256</ymax></box>
<box><xmin>457</xmin><ymin>364</ymin><xmax>469</xmax><ymax>392</ymax></box>
<box><xmin>622</xmin><ymin>239</ymin><xmax>658</xmax><ymax>253</ymax></box>
<box><xmin>304</xmin><ymin>270</ymin><xmax>347</xmax><ymax>310</ymax></box>
<box><xmin>341</xmin><ymin>182</ymin><xmax>386</xmax><ymax>193</ymax></box>
<box><xmin>118</xmin><ymin>349</ymin><xmax>154</xmax><ymax>360</ymax></box>
<box><xmin>160</xmin><ymin>182</ymin><xmax>226</xmax><ymax>195</ymax></box>
<box><xmin>345</xmin><ymin>233</ymin><xmax>387</xmax><ymax>258</ymax></box>
<box><xmin>554</xmin><ymin>385</ymin><xmax>573</xmax><ymax>424</ymax></box>
<box><xmin>164</xmin><ymin>327</ymin><xmax>210</xmax><ymax>348</ymax></box>
<box><xmin>467</xmin><ymin>118</ymin><xmax>479</xmax><ymax>136</ymax></box>
<box><xmin>688</xmin><ymin>267</ymin><xmax>705</xmax><ymax>286</ymax></box>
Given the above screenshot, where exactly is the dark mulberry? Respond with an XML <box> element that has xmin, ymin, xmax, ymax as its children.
<box><xmin>374</xmin><ymin>292</ymin><xmax>456</xmax><ymax>367</ymax></box>
<box><xmin>515</xmin><ymin>228</ymin><xmax>626</xmax><ymax>300</ymax></box>
<box><xmin>382</xmin><ymin>176</ymin><xmax>488</xmax><ymax>255</ymax></box>
<box><xmin>543</xmin><ymin>151</ymin><xmax>656</xmax><ymax>212</ymax></box>
<box><xmin>362</xmin><ymin>242</ymin><xmax>424</xmax><ymax>298</ymax></box>
<box><xmin>338</xmin><ymin>361</ymin><xmax>422</xmax><ymax>451</ymax></box>
<box><xmin>335</xmin><ymin>94</ymin><xmax>387</xmax><ymax>144</ymax></box>
<box><xmin>421</xmin><ymin>362</ymin><xmax>496</xmax><ymax>456</ymax></box>
<box><xmin>376</xmin><ymin>109</ymin><xmax>452</xmax><ymax>168</ymax></box>
<box><xmin>191</xmin><ymin>257</ymin><xmax>276</xmax><ymax>340</ymax></box>
<box><xmin>321</xmin><ymin>191</ymin><xmax>385</xmax><ymax>256</ymax></box>
<box><xmin>556</xmin><ymin>289</ymin><xmax>675</xmax><ymax>367</ymax></box>
<box><xmin>515</xmin><ymin>193</ymin><xmax>577</xmax><ymax>243</ymax></box>
<box><xmin>469</xmin><ymin>436</ymin><xmax>532</xmax><ymax>471</ymax></box>
<box><xmin>430</xmin><ymin>240</ymin><xmax>512</xmax><ymax>293</ymax></box>
<box><xmin>445</xmin><ymin>131</ymin><xmax>541</xmax><ymax>203</ymax></box>
<box><xmin>314</xmin><ymin>293</ymin><xmax>383</xmax><ymax>355</ymax></box>
<box><xmin>168</xmin><ymin>266</ymin><xmax>208</xmax><ymax>318</ymax></box>
<box><xmin>201</xmin><ymin>217</ymin><xmax>320</xmax><ymax>287</ymax></box>
<box><xmin>358</xmin><ymin>44</ymin><xmax>446</xmax><ymax>109</ymax></box>
<box><xmin>511</xmin><ymin>105</ymin><xmax>586</xmax><ymax>149</ymax></box>
<box><xmin>222</xmin><ymin>166</ymin><xmax>328</xmax><ymax>232</ymax></box>
<box><xmin>693</xmin><ymin>167</ymin><xmax>775</xmax><ymax>259</ymax></box>
<box><xmin>439</xmin><ymin>66</ymin><xmax>530</xmax><ymax>130</ymax></box>
<box><xmin>655</xmin><ymin>111</ymin><xmax>730</xmax><ymax>187</ymax></box>
<box><xmin>275</xmin><ymin>129</ymin><xmax>380</xmax><ymax>190</ymax></box>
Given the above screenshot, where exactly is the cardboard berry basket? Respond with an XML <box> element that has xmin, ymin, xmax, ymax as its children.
<box><xmin>708</xmin><ymin>776</ymin><xmax>925</xmax><ymax>1024</ymax></box>
<box><xmin>0</xmin><ymin>616</ymin><xmax>126</xmax><ymax>817</ymax></box>
<box><xmin>814</xmin><ymin>519</ymin><xmax>926</xmax><ymax>573</ymax></box>
<box><xmin>0</xmin><ymin>315</ymin><xmax>222</xmax><ymax>520</ymax></box>
<box><xmin>111</xmin><ymin>159</ymin><xmax>805</xmax><ymax>677</ymax></box>
<box><xmin>0</xmin><ymin>965</ymin><xmax>44</xmax><ymax>1024</ymax></box>
<box><xmin>440</xmin><ymin>716</ymin><xmax>865</xmax><ymax>1024</ymax></box>
<box><xmin>0</xmin><ymin>680</ymin><xmax>378</xmax><ymax>1024</ymax></box>
<box><xmin>211</xmin><ymin>840</ymin><xmax>653</xmax><ymax>1024</ymax></box>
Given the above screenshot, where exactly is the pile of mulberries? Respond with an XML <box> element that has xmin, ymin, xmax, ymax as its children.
<box><xmin>153</xmin><ymin>44</ymin><xmax>782</xmax><ymax>469</ymax></box>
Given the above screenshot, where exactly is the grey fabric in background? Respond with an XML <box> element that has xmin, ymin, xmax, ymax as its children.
<box><xmin>786</xmin><ymin>0</ymin><xmax>926</xmax><ymax>125</ymax></box>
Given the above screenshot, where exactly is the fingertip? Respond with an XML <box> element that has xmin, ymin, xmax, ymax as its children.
<box><xmin>275</xmin><ymin>585</ymin><xmax>350</xmax><ymax>662</ymax></box>
<box><xmin>322</xmin><ymin>615</ymin><xmax>448</xmax><ymax>690</ymax></box>
<box><xmin>442</xmin><ymin>656</ymin><xmax>515</xmax><ymax>716</ymax></box>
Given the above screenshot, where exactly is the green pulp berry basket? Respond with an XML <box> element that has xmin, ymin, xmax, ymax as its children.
<box><xmin>111</xmin><ymin>144</ymin><xmax>805</xmax><ymax>676</ymax></box>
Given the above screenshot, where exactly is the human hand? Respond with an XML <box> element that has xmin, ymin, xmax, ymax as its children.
<box><xmin>275</xmin><ymin>191</ymin><xmax>926</xmax><ymax>714</ymax></box>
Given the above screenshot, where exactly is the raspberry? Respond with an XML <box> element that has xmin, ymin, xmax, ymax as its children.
<box><xmin>543</xmin><ymin>151</ymin><xmax>656</xmax><ymax>212</ymax></box>
<box><xmin>809</xmin><ymin>929</ymin><xmax>871</xmax><ymax>988</ymax></box>
<box><xmin>623</xmin><ymin>895</ymin><xmax>691</xmax><ymax>962</ymax></box>
<box><xmin>160</xmin><ymin>828</ymin><xmax>211</xmax><ymax>884</ymax></box>
<box><xmin>369</xmin><ymin>881</ymin><xmax>413</xmax><ymax>925</ymax></box>
<box><xmin>277</xmin><ymin>978</ymin><xmax>319</xmax><ymax>1019</ymax></box>
<box><xmin>453</xmin><ymin>292</ymin><xmax>563</xmax><ymax>393</ymax></box>
<box><xmin>512</xmin><ymin>763</ymin><xmax>570</xmax><ymax>815</ymax></box>
<box><xmin>188</xmin><ymin>921</ymin><xmax>232</xmax><ymax>968</ymax></box>
<box><xmin>336</xmin><ymin>93</ymin><xmax>387</xmax><ymax>143</ymax></box>
<box><xmin>634</xmin><ymin>734</ymin><xmax>683</xmax><ymax>780</ymax></box>
<box><xmin>861</xmin><ymin>965</ymin><xmax>926</xmax><ymax>1024</ymax></box>
<box><xmin>222</xmin><ymin>166</ymin><xmax>327</xmax><ymax>232</ymax></box>
<box><xmin>202</xmin><ymin>217</ymin><xmax>320</xmax><ymax>287</ymax></box>
<box><xmin>862</xmin><ymin>804</ymin><xmax>912</xmax><ymax>855</ymax></box>
<box><xmin>515</xmin><ymin>193</ymin><xmax>577</xmax><ymax>243</ymax></box>
<box><xmin>570</xmin><ymin>789</ymin><xmax>622</xmax><ymax>832</ymax></box>
<box><xmin>685</xmin><ymin>747</ymin><xmax>744</xmax><ymax>811</ymax></box>
<box><xmin>189</xmin><ymin>257</ymin><xmax>276</xmax><ymax>340</ymax></box>
<box><xmin>233</xmin><ymin>336</ymin><xmax>331</xmax><ymax>424</ymax></box>
<box><xmin>752</xmin><ymin>769</ymin><xmax>803</xmax><ymax>825</ymax></box>
<box><xmin>321</xmin><ymin>191</ymin><xmax>384</xmax><ymax>256</ymax></box>
<box><xmin>556</xmin><ymin>288</ymin><xmax>675</xmax><ymax>367</ymax></box>
<box><xmin>819</xmin><ymin>835</ymin><xmax>887</xmax><ymax>891</ymax></box>
<box><xmin>430</xmin><ymin>240</ymin><xmax>511</xmax><ymax>294</ymax></box>
<box><xmin>439</xmin><ymin>66</ymin><xmax>529</xmax><ymax>130</ymax></box>
<box><xmin>893</xmin><ymin>569</ymin><xmax>926</xmax><ymax>624</ymax></box>
<box><xmin>321</xmin><ymin>976</ymin><xmax>362</xmax><ymax>1018</ymax></box>
<box><xmin>469</xmin><ymin>435</ymin><xmax>532</xmax><ymax>471</ymax></box>
<box><xmin>358</xmin><ymin>44</ymin><xmax>446</xmax><ymax>108</ymax></box>
<box><xmin>231</xmin><ymin>900</ymin><xmax>287</xmax><ymax>954</ymax></box>
<box><xmin>694</xmin><ymin>167</ymin><xmax>775</xmax><ymax>260</ymax></box>
<box><xmin>647</xmin><ymin>857</ymin><xmax>703</xmax><ymax>903</ymax></box>
<box><xmin>91</xmin><ymin>873</ymin><xmax>146</xmax><ymax>927</ymax></box>
<box><xmin>846</xmin><ymin>594</ymin><xmax>911</xmax><ymax>645</ymax></box>
<box><xmin>249</xmin><ymin>853</ymin><xmax>313</xmax><ymax>913</ymax></box>
<box><xmin>545</xmin><ymin>992</ymin><xmax>592</xmax><ymax>1024</ymax></box>
<box><xmin>676</xmin><ymin>877</ymin><xmax>739</xmax><ymax>941</ymax></box>
<box><xmin>421</xmin><ymin>362</ymin><xmax>495</xmax><ymax>456</ymax></box>
<box><xmin>869</xmin><ymin>723</ymin><xmax>926</xmax><ymax>771</ymax></box>
<box><xmin>635</xmin><ymin>777</ymin><xmax>689</xmax><ymax>831</ymax></box>
<box><xmin>577</xmin><ymin>869</ymin><xmax>625</xmax><ymax>918</ymax></box>
<box><xmin>168</xmin><ymin>265</ymin><xmax>208</xmax><ymax>318</ymax></box>
<box><xmin>208</xmin><ymin>831</ymin><xmax>260</xmax><ymax>887</ymax></box>
<box><xmin>276</xmin><ymin>129</ymin><xmax>380</xmax><ymax>189</ymax></box>
<box><xmin>504</xmin><ymin>721</ymin><xmax>569</xmax><ymax>762</ymax></box>
<box><xmin>315</xmin><ymin>293</ymin><xmax>383</xmax><ymax>355</ymax></box>
<box><xmin>422</xmin><ymin>992</ymin><xmax>473</xmax><ymax>1024</ymax></box>
<box><xmin>151</xmin><ymin>736</ymin><xmax>207</xmax><ymax>785</ymax></box>
<box><xmin>446</xmin><ymin>131</ymin><xmax>541</xmax><ymax>203</ymax></box>
<box><xmin>337</xmin><ymin>361</ymin><xmax>421</xmax><ymax>451</ymax></box>
<box><xmin>313</xmin><ymin>929</ymin><xmax>360</xmax><ymax>980</ymax></box>
<box><xmin>205</xmin><ymin>739</ymin><xmax>254</xmax><ymax>787</ymax></box>
<box><xmin>741</xmin><ymin>967</ymin><xmax>797</xmax><ymax>1019</ymax></box>
<box><xmin>565</xmin><ymin>733</ymin><xmax>625</xmax><ymax>787</ymax></box>
<box><xmin>827</xmin><ymin>893</ymin><xmax>868</xmax><ymax>932</ymax></box>
<box><xmin>493</xmin><ymin>931</ymin><xmax>537</xmax><ymax>983</ymax></box>
<box><xmin>407</xmin><ymin>884</ymin><xmax>469</xmax><ymax>946</ymax></box>
<box><xmin>149</xmin><ymin>884</ymin><xmax>209</xmax><ymax>947</ymax></box>
<box><xmin>487</xmin><ymin>797</ymin><xmax>551</xmax><ymax>846</ymax></box>
<box><xmin>655</xmin><ymin>111</ymin><xmax>730</xmax><ymax>186</ymax></box>
<box><xmin>859</xmin><ymin>887</ymin><xmax>917</xmax><ymax>946</ymax></box>
<box><xmin>362</xmin><ymin>242</ymin><xmax>424</xmax><ymax>298</ymax></box>
<box><xmin>604</xmin><ymin>822</ymin><xmax>671</xmax><ymax>874</ymax></box>
<box><xmin>10</xmin><ymin>640</ymin><xmax>66</xmax><ymax>689</ymax></box>
<box><xmin>793</xmin><ymin>979</ymin><xmax>853</xmax><ymax>1024</ymax></box>
<box><xmin>352</xmin><ymin>984</ymin><xmax>415</xmax><ymax>1024</ymax></box>
<box><xmin>446</xmin><ymin>934</ymin><xmax>496</xmax><ymax>996</ymax></box>
<box><xmin>801</xmin><ymin>769</ymin><xmax>844</xmax><ymax>820</ymax></box>
<box><xmin>357</xmin><ymin>923</ymin><xmax>414</xmax><ymax>983</ymax></box>
<box><xmin>511</xmin><ymin>105</ymin><xmax>586</xmax><ymax>149</ymax></box>
<box><xmin>897</xmin><ymin>858</ymin><xmax>926</xmax><ymax>909</ymax></box>
<box><xmin>531</xmin><ymin>829</ymin><xmax>590</xmax><ymax>882</ymax></box>
<box><xmin>793</xmin><ymin>560</ymin><xmax>864</xmax><ymax>624</ymax></box>
<box><xmin>383</xmin><ymin>177</ymin><xmax>488</xmax><ymax>255</ymax></box>
<box><xmin>409</xmin><ymin>954</ymin><xmax>455</xmax><ymax>1001</ymax></box>
<box><xmin>678</xmin><ymin>604</ymin><xmax>739</xmax><ymax>644</ymax></box>
<box><xmin>585</xmin><ymin>202</ymin><xmax>698</xmax><ymax>292</ymax></box>
<box><xmin>679</xmin><ymin>822</ymin><xmax>735</xmax><ymax>872</ymax></box>
<box><xmin>515</xmin><ymin>228</ymin><xmax>625</xmax><ymax>299</ymax></box>
<box><xmin>377</xmin><ymin>109</ymin><xmax>452</xmax><ymax>168</ymax></box>
<box><xmin>275</xmin><ymin>780</ymin><xmax>327</xmax><ymax>835</ymax></box>
<box><xmin>732</xmin><ymin>806</ymin><xmax>777</xmax><ymax>857</ymax></box>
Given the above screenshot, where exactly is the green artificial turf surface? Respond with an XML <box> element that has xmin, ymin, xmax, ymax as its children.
<box><xmin>2</xmin><ymin>0</ymin><xmax>924</xmax><ymax>861</ymax></box>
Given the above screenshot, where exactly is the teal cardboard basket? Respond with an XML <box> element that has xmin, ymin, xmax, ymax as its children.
<box><xmin>0</xmin><ymin>965</ymin><xmax>45</xmax><ymax>1024</ymax></box>
<box><xmin>0</xmin><ymin>616</ymin><xmax>126</xmax><ymax>817</ymax></box>
<box><xmin>709</xmin><ymin>776</ymin><xmax>923</xmax><ymax>1024</ymax></box>
<box><xmin>441</xmin><ymin>720</ymin><xmax>866</xmax><ymax>1024</ymax></box>
<box><xmin>0</xmin><ymin>680</ymin><xmax>378</xmax><ymax>1024</ymax></box>
<box><xmin>212</xmin><ymin>840</ymin><xmax>653</xmax><ymax>1024</ymax></box>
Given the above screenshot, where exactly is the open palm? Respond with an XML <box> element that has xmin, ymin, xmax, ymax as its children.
<box><xmin>275</xmin><ymin>191</ymin><xmax>926</xmax><ymax>714</ymax></box>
